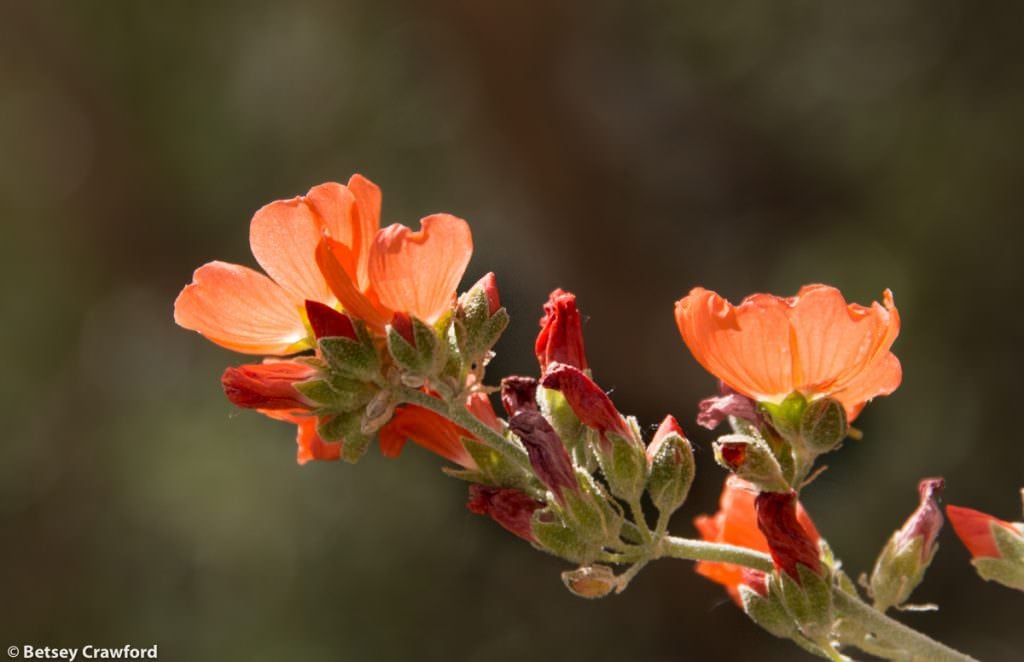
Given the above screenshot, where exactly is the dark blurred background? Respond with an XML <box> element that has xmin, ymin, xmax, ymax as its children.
<box><xmin>2</xmin><ymin>2</ymin><xmax>1022</xmax><ymax>660</ymax></box>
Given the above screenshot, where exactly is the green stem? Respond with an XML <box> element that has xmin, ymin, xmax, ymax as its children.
<box><xmin>395</xmin><ymin>386</ymin><xmax>531</xmax><ymax>473</ymax></box>
<box><xmin>832</xmin><ymin>590</ymin><xmax>976</xmax><ymax>662</ymax></box>
<box><xmin>659</xmin><ymin>536</ymin><xmax>775</xmax><ymax>571</ymax></box>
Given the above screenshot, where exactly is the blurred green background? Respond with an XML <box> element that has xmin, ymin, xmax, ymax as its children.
<box><xmin>2</xmin><ymin>2</ymin><xmax>1022</xmax><ymax>660</ymax></box>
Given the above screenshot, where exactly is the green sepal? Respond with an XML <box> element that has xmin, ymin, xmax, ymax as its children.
<box><xmin>456</xmin><ymin>283</ymin><xmax>510</xmax><ymax>361</ymax></box>
<box><xmin>971</xmin><ymin>523</ymin><xmax>1024</xmax><ymax>590</ymax></box>
<box><xmin>462</xmin><ymin>438</ymin><xmax>528</xmax><ymax>489</ymax></box>
<box><xmin>563</xmin><ymin>470</ymin><xmax>623</xmax><ymax>548</ymax></box>
<box><xmin>319</xmin><ymin>328</ymin><xmax>380</xmax><ymax>382</ymax></box>
<box><xmin>597</xmin><ymin>429</ymin><xmax>648</xmax><ymax>503</ymax></box>
<box><xmin>799</xmin><ymin>397</ymin><xmax>847</xmax><ymax>454</ymax></box>
<box><xmin>386</xmin><ymin>316</ymin><xmax>446</xmax><ymax>377</ymax></box>
<box><xmin>760</xmin><ymin>392</ymin><xmax>807</xmax><ymax>439</ymax></box>
<box><xmin>531</xmin><ymin>511</ymin><xmax>598</xmax><ymax>564</ymax></box>
<box><xmin>646</xmin><ymin>432</ymin><xmax>695</xmax><ymax>516</ymax></box>
<box><xmin>740</xmin><ymin>582</ymin><xmax>798</xmax><ymax>640</ymax></box>
<box><xmin>316</xmin><ymin>411</ymin><xmax>372</xmax><ymax>464</ymax></box>
<box><xmin>777</xmin><ymin>565</ymin><xmax>833</xmax><ymax>642</ymax></box>
<box><xmin>538</xmin><ymin>385</ymin><xmax>593</xmax><ymax>470</ymax></box>
<box><xmin>293</xmin><ymin>379</ymin><xmax>338</xmax><ymax>407</ymax></box>
<box><xmin>869</xmin><ymin>535</ymin><xmax>935</xmax><ymax>611</ymax></box>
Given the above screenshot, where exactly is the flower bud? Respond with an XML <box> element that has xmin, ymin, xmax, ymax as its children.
<box><xmin>316</xmin><ymin>411</ymin><xmax>373</xmax><ymax>463</ymax></box>
<box><xmin>739</xmin><ymin>572</ymin><xmax>800</xmax><ymax>640</ymax></box>
<box><xmin>456</xmin><ymin>272</ymin><xmax>510</xmax><ymax>364</ymax></box>
<box><xmin>540</xmin><ymin>363</ymin><xmax>632</xmax><ymax>440</ymax></box>
<box><xmin>561</xmin><ymin>565</ymin><xmax>617</xmax><ymax>599</ymax></box>
<box><xmin>467</xmin><ymin>484</ymin><xmax>544</xmax><ymax>542</ymax></box>
<box><xmin>755</xmin><ymin>490</ymin><xmax>822</xmax><ymax>581</ymax></box>
<box><xmin>714</xmin><ymin>434</ymin><xmax>789</xmax><ymax>493</ymax></box>
<box><xmin>947</xmin><ymin>503</ymin><xmax>1024</xmax><ymax>591</ymax></box>
<box><xmin>799</xmin><ymin>397</ymin><xmax>847</xmax><ymax>453</ymax></box>
<box><xmin>221</xmin><ymin>362</ymin><xmax>318</xmax><ymax>410</ymax></box>
<box><xmin>535</xmin><ymin>289</ymin><xmax>588</xmax><ymax>371</ymax></box>
<box><xmin>759</xmin><ymin>392</ymin><xmax>807</xmax><ymax>439</ymax></box>
<box><xmin>304</xmin><ymin>300</ymin><xmax>357</xmax><ymax>340</ymax></box>
<box><xmin>559</xmin><ymin>470</ymin><xmax>623</xmax><ymax>553</ymax></box>
<box><xmin>386</xmin><ymin>313</ymin><xmax>445</xmax><ymax>377</ymax></box>
<box><xmin>501</xmin><ymin>376</ymin><xmax>539</xmax><ymax>417</ymax></box>
<box><xmin>597</xmin><ymin>428</ymin><xmax>649</xmax><ymax>503</ymax></box>
<box><xmin>869</xmin><ymin>477</ymin><xmax>945</xmax><ymax>611</ymax></box>
<box><xmin>645</xmin><ymin>415</ymin><xmax>695</xmax><ymax>515</ymax></box>
<box><xmin>508</xmin><ymin>410</ymin><xmax>578</xmax><ymax>502</ymax></box>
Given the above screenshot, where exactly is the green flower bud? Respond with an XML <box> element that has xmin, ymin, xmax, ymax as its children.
<box><xmin>713</xmin><ymin>434</ymin><xmax>789</xmax><ymax>492</ymax></box>
<box><xmin>645</xmin><ymin>416</ymin><xmax>695</xmax><ymax>516</ymax></box>
<box><xmin>318</xmin><ymin>327</ymin><xmax>381</xmax><ymax>383</ymax></box>
<box><xmin>799</xmin><ymin>398</ymin><xmax>847</xmax><ymax>453</ymax></box>
<box><xmin>596</xmin><ymin>429</ymin><xmax>648</xmax><ymax>504</ymax></box>
<box><xmin>386</xmin><ymin>313</ymin><xmax>446</xmax><ymax>377</ymax></box>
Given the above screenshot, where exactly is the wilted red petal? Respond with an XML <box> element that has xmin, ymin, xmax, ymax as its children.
<box><xmin>501</xmin><ymin>376</ymin><xmax>539</xmax><ymax>417</ymax></box>
<box><xmin>467</xmin><ymin>484</ymin><xmax>543</xmax><ymax>542</ymax></box>
<box><xmin>540</xmin><ymin>363</ymin><xmax>630</xmax><ymax>439</ymax></box>
<box><xmin>509</xmin><ymin>410</ymin><xmax>577</xmax><ymax>501</ymax></box>
<box><xmin>755</xmin><ymin>490</ymin><xmax>823</xmax><ymax>581</ymax></box>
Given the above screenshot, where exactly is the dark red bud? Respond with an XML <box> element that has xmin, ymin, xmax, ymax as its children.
<box><xmin>535</xmin><ymin>289</ymin><xmax>588</xmax><ymax>371</ymax></box>
<box><xmin>305</xmin><ymin>300</ymin><xmax>357</xmax><ymax>340</ymax></box>
<box><xmin>540</xmin><ymin>363</ymin><xmax>630</xmax><ymax>439</ymax></box>
<box><xmin>501</xmin><ymin>376</ymin><xmax>539</xmax><ymax>417</ymax></box>
<box><xmin>221</xmin><ymin>362</ymin><xmax>317</xmax><ymax>410</ymax></box>
<box><xmin>390</xmin><ymin>312</ymin><xmax>415</xmax><ymax>346</ymax></box>
<box><xmin>646</xmin><ymin>414</ymin><xmax>686</xmax><ymax>463</ymax></box>
<box><xmin>508</xmin><ymin>410</ymin><xmax>578</xmax><ymax>501</ymax></box>
<box><xmin>467</xmin><ymin>484</ymin><xmax>544</xmax><ymax>542</ymax></box>
<box><xmin>755</xmin><ymin>490</ymin><xmax>822</xmax><ymax>581</ymax></box>
<box><xmin>477</xmin><ymin>272</ymin><xmax>501</xmax><ymax>315</ymax></box>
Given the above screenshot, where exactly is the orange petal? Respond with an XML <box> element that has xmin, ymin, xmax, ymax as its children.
<box><xmin>315</xmin><ymin>237</ymin><xmax>391</xmax><ymax>331</ymax></box>
<box><xmin>249</xmin><ymin>196</ymin><xmax>336</xmax><ymax>305</ymax></box>
<box><xmin>174</xmin><ymin>261</ymin><xmax>308</xmax><ymax>355</ymax></box>
<box><xmin>378</xmin><ymin>404</ymin><xmax>477</xmax><ymax>469</ymax></box>
<box><xmin>263</xmin><ymin>409</ymin><xmax>341</xmax><ymax>464</ymax></box>
<box><xmin>369</xmin><ymin>214</ymin><xmax>473</xmax><ymax>324</ymax></box>
<box><xmin>675</xmin><ymin>288</ymin><xmax>794</xmax><ymax>401</ymax></box>
<box><xmin>347</xmin><ymin>174</ymin><xmax>382</xmax><ymax>289</ymax></box>
<box><xmin>303</xmin><ymin>182</ymin><xmax>362</xmax><ymax>275</ymax></box>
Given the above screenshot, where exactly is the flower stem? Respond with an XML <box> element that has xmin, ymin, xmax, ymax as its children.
<box><xmin>658</xmin><ymin>536</ymin><xmax>775</xmax><ymax>571</ymax></box>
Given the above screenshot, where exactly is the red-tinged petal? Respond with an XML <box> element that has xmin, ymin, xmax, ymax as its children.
<box><xmin>369</xmin><ymin>214</ymin><xmax>473</xmax><ymax>324</ymax></box>
<box><xmin>467</xmin><ymin>484</ymin><xmax>543</xmax><ymax>542</ymax></box>
<box><xmin>378</xmin><ymin>404</ymin><xmax>477</xmax><ymax>469</ymax></box>
<box><xmin>535</xmin><ymin>289</ymin><xmax>588</xmax><ymax>371</ymax></box>
<box><xmin>675</xmin><ymin>288</ymin><xmax>794</xmax><ymax>402</ymax></box>
<box><xmin>221</xmin><ymin>362</ymin><xmax>317</xmax><ymax>410</ymax></box>
<box><xmin>390</xmin><ymin>311</ymin><xmax>415</xmax><ymax>345</ymax></box>
<box><xmin>261</xmin><ymin>409</ymin><xmax>341</xmax><ymax>464</ymax></box>
<box><xmin>174</xmin><ymin>261</ymin><xmax>308</xmax><ymax>355</ymax></box>
<box><xmin>501</xmin><ymin>376</ymin><xmax>539</xmax><ymax>417</ymax></box>
<box><xmin>316</xmin><ymin>237</ymin><xmax>391</xmax><ymax>331</ymax></box>
<box><xmin>250</xmin><ymin>196</ymin><xmax>336</xmax><ymax>305</ymax></box>
<box><xmin>466</xmin><ymin>392</ymin><xmax>503</xmax><ymax>433</ymax></box>
<box><xmin>647</xmin><ymin>414</ymin><xmax>685</xmax><ymax>462</ymax></box>
<box><xmin>540</xmin><ymin>363</ymin><xmax>630</xmax><ymax>438</ymax></box>
<box><xmin>946</xmin><ymin>505</ymin><xmax>1018</xmax><ymax>559</ymax></box>
<box><xmin>694</xmin><ymin>477</ymin><xmax>819</xmax><ymax>605</ymax></box>
<box><xmin>304</xmin><ymin>300</ymin><xmax>357</xmax><ymax>340</ymax></box>
<box><xmin>755</xmin><ymin>490</ymin><xmax>823</xmax><ymax>580</ymax></box>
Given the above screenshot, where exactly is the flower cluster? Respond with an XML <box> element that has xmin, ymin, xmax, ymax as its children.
<box><xmin>176</xmin><ymin>175</ymin><xmax>1020</xmax><ymax>661</ymax></box>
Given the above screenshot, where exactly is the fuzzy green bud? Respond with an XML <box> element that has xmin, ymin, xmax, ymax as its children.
<box><xmin>713</xmin><ymin>434</ymin><xmax>789</xmax><ymax>492</ymax></box>
<box><xmin>799</xmin><ymin>398</ymin><xmax>847</xmax><ymax>453</ymax></box>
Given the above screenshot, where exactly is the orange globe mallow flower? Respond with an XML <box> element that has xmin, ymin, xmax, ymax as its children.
<box><xmin>675</xmin><ymin>284</ymin><xmax>901</xmax><ymax>421</ymax></box>
<box><xmin>694</xmin><ymin>476</ymin><xmax>820</xmax><ymax>605</ymax></box>
<box><xmin>174</xmin><ymin>174</ymin><xmax>473</xmax><ymax>353</ymax></box>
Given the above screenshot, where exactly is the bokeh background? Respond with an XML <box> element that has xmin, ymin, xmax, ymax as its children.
<box><xmin>3</xmin><ymin>2</ymin><xmax>1023</xmax><ymax>660</ymax></box>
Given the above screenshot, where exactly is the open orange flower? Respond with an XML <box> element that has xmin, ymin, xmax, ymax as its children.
<box><xmin>675</xmin><ymin>284</ymin><xmax>901</xmax><ymax>421</ymax></box>
<box><xmin>173</xmin><ymin>177</ymin><xmax>383</xmax><ymax>354</ymax></box>
<box><xmin>694</xmin><ymin>476</ymin><xmax>819</xmax><ymax>605</ymax></box>
<box><xmin>314</xmin><ymin>184</ymin><xmax>472</xmax><ymax>332</ymax></box>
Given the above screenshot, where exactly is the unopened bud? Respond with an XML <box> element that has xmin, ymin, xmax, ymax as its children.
<box><xmin>561</xmin><ymin>565</ymin><xmax>617</xmax><ymax>599</ymax></box>
<box><xmin>739</xmin><ymin>573</ymin><xmax>800</xmax><ymax>640</ymax></box>
<box><xmin>467</xmin><ymin>484</ymin><xmax>544</xmax><ymax>542</ymax></box>
<box><xmin>221</xmin><ymin>361</ymin><xmax>318</xmax><ymax>410</ymax></box>
<box><xmin>535</xmin><ymin>289</ymin><xmax>588</xmax><ymax>372</ymax></box>
<box><xmin>318</xmin><ymin>322</ymin><xmax>381</xmax><ymax>383</ymax></box>
<box><xmin>870</xmin><ymin>477</ymin><xmax>945</xmax><ymax>611</ymax></box>
<box><xmin>755</xmin><ymin>490</ymin><xmax>823</xmax><ymax>581</ymax></box>
<box><xmin>509</xmin><ymin>410</ymin><xmax>578</xmax><ymax>502</ymax></box>
<box><xmin>540</xmin><ymin>363</ymin><xmax>632</xmax><ymax>440</ymax></box>
<box><xmin>947</xmin><ymin>503</ymin><xmax>1024</xmax><ymax>591</ymax></box>
<box><xmin>597</xmin><ymin>429</ymin><xmax>648</xmax><ymax>503</ymax></box>
<box><xmin>456</xmin><ymin>272</ymin><xmax>510</xmax><ymax>363</ymax></box>
<box><xmin>645</xmin><ymin>415</ymin><xmax>695</xmax><ymax>515</ymax></box>
<box><xmin>386</xmin><ymin>313</ymin><xmax>445</xmax><ymax>377</ymax></box>
<box><xmin>799</xmin><ymin>398</ymin><xmax>847</xmax><ymax>453</ymax></box>
<box><xmin>714</xmin><ymin>435</ymin><xmax>789</xmax><ymax>492</ymax></box>
<box><xmin>561</xmin><ymin>470</ymin><xmax>623</xmax><ymax>550</ymax></box>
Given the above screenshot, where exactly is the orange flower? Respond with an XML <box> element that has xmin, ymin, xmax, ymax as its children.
<box><xmin>946</xmin><ymin>505</ymin><xmax>1023</xmax><ymax>560</ymax></box>
<box><xmin>315</xmin><ymin>186</ymin><xmax>472</xmax><ymax>332</ymax></box>
<box><xmin>174</xmin><ymin>176</ymin><xmax>380</xmax><ymax>354</ymax></box>
<box><xmin>263</xmin><ymin>409</ymin><xmax>341</xmax><ymax>465</ymax></box>
<box><xmin>675</xmin><ymin>284</ymin><xmax>901</xmax><ymax>421</ymax></box>
<box><xmin>694</xmin><ymin>476</ymin><xmax>819</xmax><ymax>605</ymax></box>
